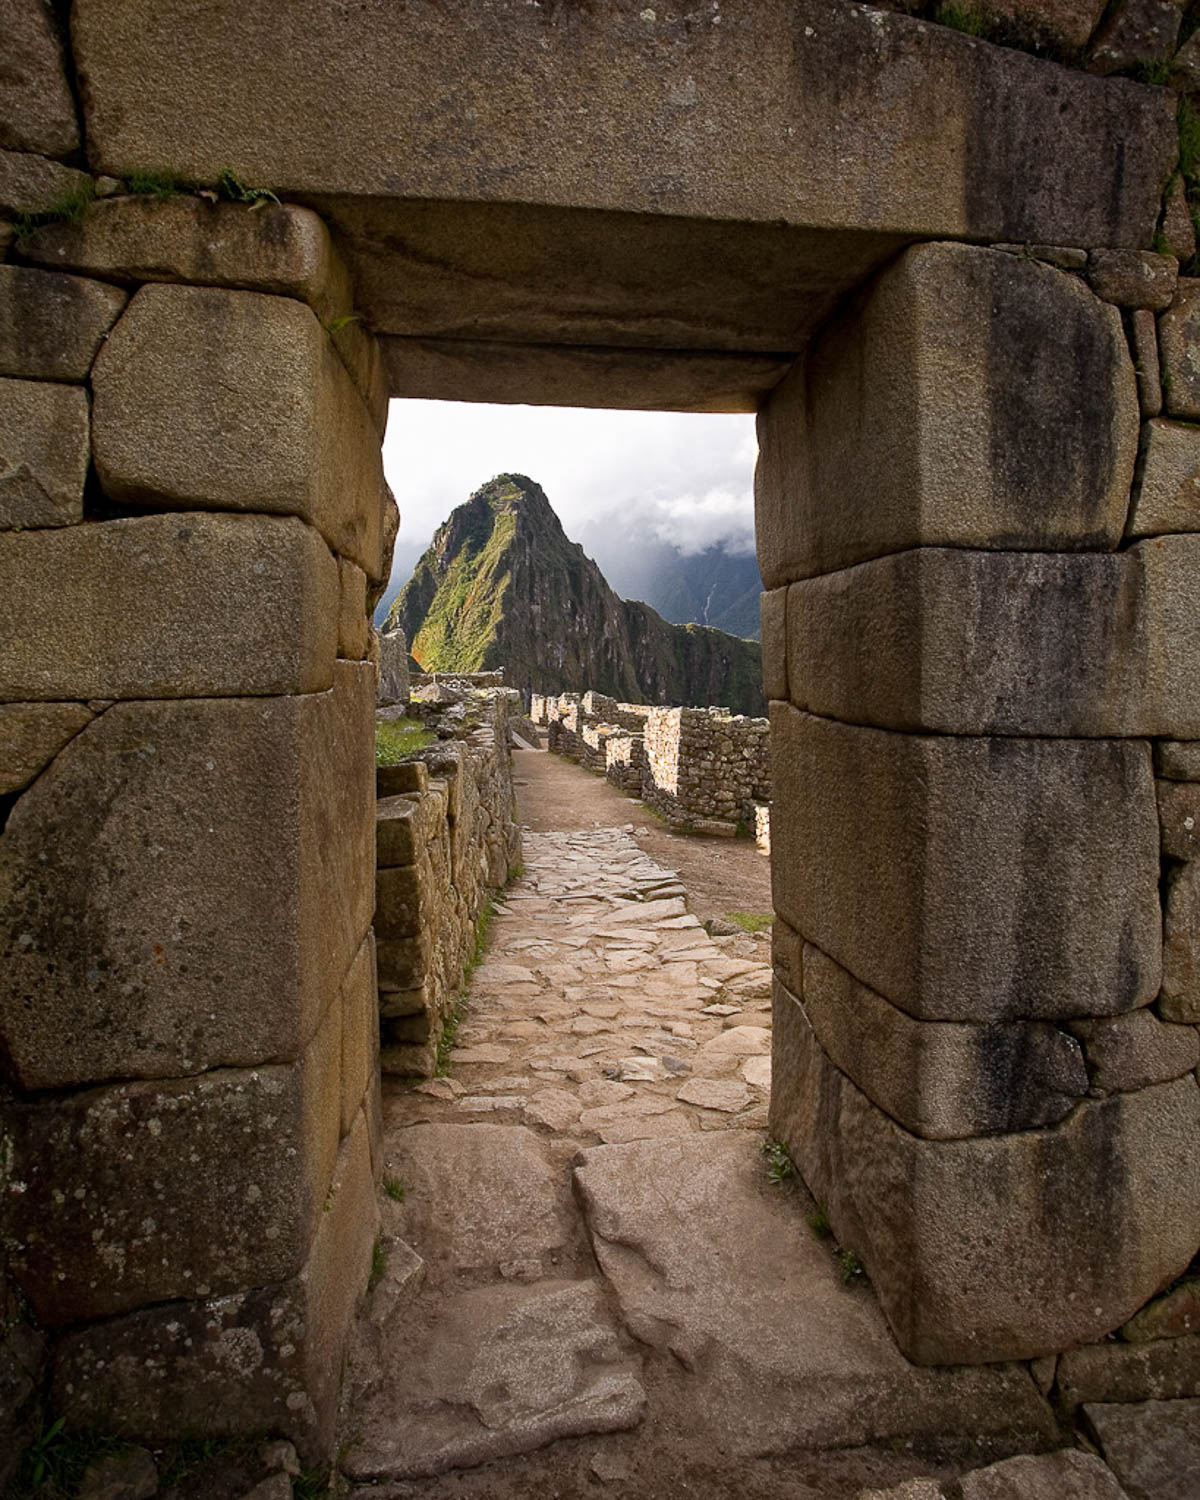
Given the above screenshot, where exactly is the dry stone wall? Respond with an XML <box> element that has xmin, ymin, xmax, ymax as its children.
<box><xmin>0</xmin><ymin>87</ymin><xmax>396</xmax><ymax>1461</ymax></box>
<box><xmin>763</xmin><ymin>237</ymin><xmax>1200</xmax><ymax>1376</ymax></box>
<box><xmin>533</xmin><ymin>690</ymin><xmax>770</xmax><ymax>839</ymax></box>
<box><xmin>375</xmin><ymin>690</ymin><xmax>520</xmax><ymax>1076</ymax></box>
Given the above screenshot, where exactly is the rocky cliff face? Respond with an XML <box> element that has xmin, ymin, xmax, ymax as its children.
<box><xmin>385</xmin><ymin>475</ymin><xmax>764</xmax><ymax>715</ymax></box>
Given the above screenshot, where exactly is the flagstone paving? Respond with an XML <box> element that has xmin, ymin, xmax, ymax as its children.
<box><xmin>336</xmin><ymin>752</ymin><xmax>1189</xmax><ymax>1499</ymax></box>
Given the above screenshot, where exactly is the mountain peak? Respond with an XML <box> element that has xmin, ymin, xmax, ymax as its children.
<box><xmin>386</xmin><ymin>477</ymin><xmax>763</xmax><ymax>713</ymax></box>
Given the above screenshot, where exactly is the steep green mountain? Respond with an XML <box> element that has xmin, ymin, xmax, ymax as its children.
<box><xmin>385</xmin><ymin>475</ymin><xmax>764</xmax><ymax>715</ymax></box>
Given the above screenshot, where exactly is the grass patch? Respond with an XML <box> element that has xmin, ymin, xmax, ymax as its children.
<box><xmin>727</xmin><ymin>911</ymin><xmax>773</xmax><ymax>934</ymax></box>
<box><xmin>762</xmin><ymin>1138</ymin><xmax>795</xmax><ymax>1185</ymax></box>
<box><xmin>932</xmin><ymin>2</ymin><xmax>987</xmax><ymax>36</ymax></box>
<box><xmin>13</xmin><ymin>178</ymin><xmax>96</xmax><ymax>242</ymax></box>
<box><xmin>368</xmin><ymin>1237</ymin><xmax>388</xmax><ymax>1291</ymax></box>
<box><xmin>807</xmin><ymin>1207</ymin><xmax>831</xmax><ymax>1239</ymax></box>
<box><xmin>384</xmin><ymin>1175</ymin><xmax>407</xmax><ymax>1203</ymax></box>
<box><xmin>835</xmin><ymin>1248</ymin><xmax>866</xmax><ymax>1285</ymax></box>
<box><xmin>126</xmin><ymin>168</ymin><xmax>186</xmax><ymax>199</ymax></box>
<box><xmin>434</xmin><ymin>899</ymin><xmax>497</xmax><ymax>1075</ymax></box>
<box><xmin>376</xmin><ymin>718</ymin><xmax>436</xmax><ymax>766</ymax></box>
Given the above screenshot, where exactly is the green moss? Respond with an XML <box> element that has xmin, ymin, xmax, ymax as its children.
<box><xmin>376</xmin><ymin>718</ymin><xmax>436</xmax><ymax>765</ymax></box>
<box><xmin>932</xmin><ymin>2</ymin><xmax>988</xmax><ymax>36</ymax></box>
<box><xmin>126</xmin><ymin>168</ymin><xmax>186</xmax><ymax>199</ymax></box>
<box><xmin>13</xmin><ymin>177</ymin><xmax>96</xmax><ymax>242</ymax></box>
<box><xmin>215</xmin><ymin>167</ymin><xmax>280</xmax><ymax>206</ymax></box>
<box><xmin>727</xmin><ymin>911</ymin><xmax>773</xmax><ymax>934</ymax></box>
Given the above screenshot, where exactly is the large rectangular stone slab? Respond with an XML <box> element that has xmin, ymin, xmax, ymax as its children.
<box><xmin>0</xmin><ymin>512</ymin><xmax>338</xmax><ymax>700</ymax></box>
<box><xmin>0</xmin><ymin>376</ymin><xmax>89</xmax><ymax>528</ymax></box>
<box><xmin>92</xmin><ymin>284</ymin><xmax>383</xmax><ymax>575</ymax></box>
<box><xmin>770</xmin><ymin>983</ymin><xmax>1200</xmax><ymax>1364</ymax></box>
<box><xmin>785</xmin><ymin>538</ymin><xmax>1200</xmax><ymax>737</ymax></box>
<box><xmin>800</xmin><ymin>942</ymin><xmax>1088</xmax><ymax>1139</ymax></box>
<box><xmin>770</xmin><ymin>703</ymin><xmax>1161</xmax><ymax>1022</ymax></box>
<box><xmin>756</xmin><ymin>243</ymin><xmax>1138</xmax><ymax>586</ymax></box>
<box><xmin>22</xmin><ymin>197</ymin><xmax>352</xmax><ymax>321</ymax></box>
<box><xmin>0</xmin><ymin>263</ymin><xmax>127</xmax><ymax>382</ymax></box>
<box><xmin>0</xmin><ymin>663</ymin><xmax>374</xmax><ymax>1089</ymax></box>
<box><xmin>6</xmin><ymin>1000</ymin><xmax>342</xmax><ymax>1326</ymax></box>
<box><xmin>73</xmin><ymin>1</ymin><xmax>1172</xmax><ymax>252</ymax></box>
<box><xmin>52</xmin><ymin>1107</ymin><xmax>379</xmax><ymax>1462</ymax></box>
<box><xmin>571</xmin><ymin>1131</ymin><xmax>1054</xmax><ymax>1455</ymax></box>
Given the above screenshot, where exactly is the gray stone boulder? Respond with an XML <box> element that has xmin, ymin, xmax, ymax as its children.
<box><xmin>378</xmin><ymin>628</ymin><xmax>411</xmax><ymax>706</ymax></box>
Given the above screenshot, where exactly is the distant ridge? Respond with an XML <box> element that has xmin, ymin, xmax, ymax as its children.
<box><xmin>385</xmin><ymin>474</ymin><xmax>764</xmax><ymax>715</ymax></box>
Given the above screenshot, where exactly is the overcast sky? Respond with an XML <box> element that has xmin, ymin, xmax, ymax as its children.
<box><xmin>380</xmin><ymin>400</ymin><xmax>758</xmax><ymax>590</ymax></box>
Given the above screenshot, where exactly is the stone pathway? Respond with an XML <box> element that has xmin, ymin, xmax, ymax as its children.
<box><xmin>337</xmin><ymin>783</ymin><xmax>1199</xmax><ymax>1499</ymax></box>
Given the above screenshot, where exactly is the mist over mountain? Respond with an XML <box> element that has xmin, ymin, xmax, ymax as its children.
<box><xmin>577</xmin><ymin>531</ymin><xmax>762</xmax><ymax>642</ymax></box>
<box><xmin>384</xmin><ymin>475</ymin><xmax>764</xmax><ymax>715</ymax></box>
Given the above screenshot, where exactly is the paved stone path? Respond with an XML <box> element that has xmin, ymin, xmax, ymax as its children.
<box><xmin>337</xmin><ymin>756</ymin><xmax>1196</xmax><ymax>1499</ymax></box>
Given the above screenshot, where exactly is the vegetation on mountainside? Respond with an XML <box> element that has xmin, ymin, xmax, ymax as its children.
<box><xmin>409</xmin><ymin>504</ymin><xmax>515</xmax><ymax>672</ymax></box>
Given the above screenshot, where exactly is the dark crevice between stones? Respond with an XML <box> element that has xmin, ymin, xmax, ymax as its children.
<box><xmin>0</xmin><ymin>788</ymin><xmax>21</xmax><ymax>836</ymax></box>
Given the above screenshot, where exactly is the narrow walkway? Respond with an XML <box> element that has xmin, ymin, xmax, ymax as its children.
<box><xmin>338</xmin><ymin>752</ymin><xmax>1059</xmax><ymax>1499</ymax></box>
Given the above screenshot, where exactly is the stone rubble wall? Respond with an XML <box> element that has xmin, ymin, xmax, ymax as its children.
<box><xmin>541</xmin><ymin>688</ymin><xmax>771</xmax><ymax>837</ymax></box>
<box><xmin>762</xmin><ymin>235</ymin><xmax>1200</xmax><ymax>1382</ymax></box>
<box><xmin>641</xmin><ymin>705</ymin><xmax>770</xmax><ymax>832</ymax></box>
<box><xmin>411</xmin><ymin>669</ymin><xmax>505</xmax><ymax>689</ymax></box>
<box><xmin>605</xmin><ymin>732</ymin><xmax>644</xmax><ymax>795</ymax></box>
<box><xmin>375</xmin><ymin>690</ymin><xmax>520</xmax><ymax>1077</ymax></box>
<box><xmin>0</xmin><ymin>63</ymin><xmax>397</xmax><ymax>1458</ymax></box>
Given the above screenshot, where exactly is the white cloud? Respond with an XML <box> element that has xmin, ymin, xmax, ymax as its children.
<box><xmin>380</xmin><ymin>399</ymin><xmax>757</xmax><ymax>584</ymax></box>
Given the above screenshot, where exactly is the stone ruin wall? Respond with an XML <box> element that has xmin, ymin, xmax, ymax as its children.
<box><xmin>533</xmin><ymin>690</ymin><xmax>771</xmax><ymax>842</ymax></box>
<box><xmin>0</xmin><ymin>121</ymin><xmax>397</xmax><ymax>1469</ymax></box>
<box><xmin>641</xmin><ymin>706</ymin><xmax>771</xmax><ymax>834</ymax></box>
<box><xmin>4</xmin><ymin>0</ymin><xmax>1200</xmax><ymax>1469</ymax></box>
<box><xmin>761</xmin><ymin>234</ymin><xmax>1200</xmax><ymax>1378</ymax></box>
<box><xmin>375</xmin><ymin>691</ymin><xmax>520</xmax><ymax>1077</ymax></box>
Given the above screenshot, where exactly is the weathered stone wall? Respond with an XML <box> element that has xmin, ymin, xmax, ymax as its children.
<box><xmin>763</xmin><ymin>238</ymin><xmax>1200</xmax><ymax>1374</ymax></box>
<box><xmin>642</xmin><ymin>706</ymin><xmax>770</xmax><ymax>832</ymax></box>
<box><xmin>376</xmin><ymin>691</ymin><xmax>520</xmax><ymax>1075</ymax></box>
<box><xmin>411</xmin><ymin>668</ymin><xmax>505</xmax><ymax>689</ymax></box>
<box><xmin>543</xmin><ymin>687</ymin><xmax>771</xmax><ymax>837</ymax></box>
<box><xmin>0</xmin><ymin>35</ymin><xmax>396</xmax><ymax>1452</ymax></box>
<box><xmin>605</xmin><ymin>732</ymin><xmax>644</xmax><ymax>796</ymax></box>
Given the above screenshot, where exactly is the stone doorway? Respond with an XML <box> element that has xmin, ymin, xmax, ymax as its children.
<box><xmin>3</xmin><ymin>0</ymin><xmax>1198</xmax><ymax>1478</ymax></box>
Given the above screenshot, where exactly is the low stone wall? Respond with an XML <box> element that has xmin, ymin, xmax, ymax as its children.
<box><xmin>375</xmin><ymin>691</ymin><xmax>520</xmax><ymax>1075</ymax></box>
<box><xmin>605</xmin><ymin>733</ymin><xmax>644</xmax><ymax>795</ymax></box>
<box><xmin>412</xmin><ymin>669</ymin><xmax>505</xmax><ymax>690</ymax></box>
<box><xmin>642</xmin><ymin>706</ymin><xmax>770</xmax><ymax>832</ymax></box>
<box><xmin>541</xmin><ymin>686</ymin><xmax>771</xmax><ymax>837</ymax></box>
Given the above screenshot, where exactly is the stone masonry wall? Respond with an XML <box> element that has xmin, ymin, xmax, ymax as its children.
<box><xmin>642</xmin><ymin>706</ymin><xmax>770</xmax><ymax>832</ymax></box>
<box><xmin>0</xmin><ymin>61</ymin><xmax>396</xmax><ymax>1458</ymax></box>
<box><xmin>762</xmin><ymin>236</ymin><xmax>1200</xmax><ymax>1380</ymax></box>
<box><xmin>375</xmin><ymin>691</ymin><xmax>520</xmax><ymax>1076</ymax></box>
<box><xmin>539</xmin><ymin>688</ymin><xmax>771</xmax><ymax>838</ymax></box>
